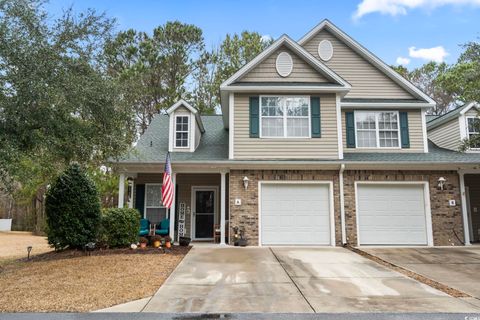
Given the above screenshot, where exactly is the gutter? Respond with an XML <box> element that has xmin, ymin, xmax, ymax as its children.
<box><xmin>339</xmin><ymin>164</ymin><xmax>347</xmax><ymax>246</ymax></box>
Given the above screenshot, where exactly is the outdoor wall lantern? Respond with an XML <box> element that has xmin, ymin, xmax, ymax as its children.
<box><xmin>438</xmin><ymin>177</ymin><xmax>446</xmax><ymax>190</ymax></box>
<box><xmin>243</xmin><ymin>176</ymin><xmax>249</xmax><ymax>191</ymax></box>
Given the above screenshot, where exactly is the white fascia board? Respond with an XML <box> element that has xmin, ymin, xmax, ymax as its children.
<box><xmin>341</xmin><ymin>102</ymin><xmax>434</xmax><ymax>109</ymax></box>
<box><xmin>166</xmin><ymin>99</ymin><xmax>198</xmax><ymax>115</ymax></box>
<box><xmin>298</xmin><ymin>20</ymin><xmax>436</xmax><ymax>105</ymax></box>
<box><xmin>459</xmin><ymin>102</ymin><xmax>480</xmax><ymax>115</ymax></box>
<box><xmin>220</xmin><ymin>35</ymin><xmax>350</xmax><ymax>89</ymax></box>
<box><xmin>222</xmin><ymin>85</ymin><xmax>350</xmax><ymax>93</ymax></box>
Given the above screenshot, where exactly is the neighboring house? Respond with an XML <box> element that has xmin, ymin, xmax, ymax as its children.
<box><xmin>115</xmin><ymin>20</ymin><xmax>480</xmax><ymax>247</ymax></box>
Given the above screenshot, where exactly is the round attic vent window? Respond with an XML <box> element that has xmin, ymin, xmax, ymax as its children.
<box><xmin>318</xmin><ymin>40</ymin><xmax>333</xmax><ymax>61</ymax></box>
<box><xmin>275</xmin><ymin>52</ymin><xmax>293</xmax><ymax>77</ymax></box>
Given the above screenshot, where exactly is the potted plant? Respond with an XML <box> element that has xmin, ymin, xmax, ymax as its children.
<box><xmin>179</xmin><ymin>236</ymin><xmax>191</xmax><ymax>246</ymax></box>
<box><xmin>139</xmin><ymin>237</ymin><xmax>148</xmax><ymax>249</ymax></box>
<box><xmin>164</xmin><ymin>236</ymin><xmax>172</xmax><ymax>249</ymax></box>
<box><xmin>152</xmin><ymin>235</ymin><xmax>162</xmax><ymax>248</ymax></box>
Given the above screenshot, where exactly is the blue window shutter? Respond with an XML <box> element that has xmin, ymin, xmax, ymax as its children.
<box><xmin>346</xmin><ymin>111</ymin><xmax>356</xmax><ymax>148</ymax></box>
<box><xmin>310</xmin><ymin>97</ymin><xmax>321</xmax><ymax>138</ymax></box>
<box><xmin>249</xmin><ymin>96</ymin><xmax>259</xmax><ymax>138</ymax></box>
<box><xmin>400</xmin><ymin>111</ymin><xmax>410</xmax><ymax>148</ymax></box>
<box><xmin>135</xmin><ymin>184</ymin><xmax>145</xmax><ymax>217</ymax></box>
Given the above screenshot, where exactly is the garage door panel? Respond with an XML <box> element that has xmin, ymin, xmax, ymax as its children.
<box><xmin>260</xmin><ymin>183</ymin><xmax>331</xmax><ymax>245</ymax></box>
<box><xmin>357</xmin><ymin>184</ymin><xmax>428</xmax><ymax>245</ymax></box>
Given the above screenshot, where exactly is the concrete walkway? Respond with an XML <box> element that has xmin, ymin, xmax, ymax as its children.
<box><xmin>363</xmin><ymin>246</ymin><xmax>480</xmax><ymax>300</ymax></box>
<box><xmin>142</xmin><ymin>246</ymin><xmax>480</xmax><ymax>313</ymax></box>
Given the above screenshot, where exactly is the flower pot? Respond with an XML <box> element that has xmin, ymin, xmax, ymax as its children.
<box><xmin>238</xmin><ymin>239</ymin><xmax>247</xmax><ymax>247</ymax></box>
<box><xmin>165</xmin><ymin>241</ymin><xmax>171</xmax><ymax>249</ymax></box>
<box><xmin>140</xmin><ymin>242</ymin><xmax>147</xmax><ymax>249</ymax></box>
<box><xmin>179</xmin><ymin>237</ymin><xmax>191</xmax><ymax>246</ymax></box>
<box><xmin>0</xmin><ymin>219</ymin><xmax>12</xmax><ymax>231</ymax></box>
<box><xmin>153</xmin><ymin>240</ymin><xmax>161</xmax><ymax>248</ymax></box>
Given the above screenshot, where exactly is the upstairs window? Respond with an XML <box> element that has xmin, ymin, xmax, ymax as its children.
<box><xmin>467</xmin><ymin>116</ymin><xmax>480</xmax><ymax>148</ymax></box>
<box><xmin>175</xmin><ymin>116</ymin><xmax>189</xmax><ymax>148</ymax></box>
<box><xmin>355</xmin><ymin>111</ymin><xmax>400</xmax><ymax>148</ymax></box>
<box><xmin>260</xmin><ymin>96</ymin><xmax>310</xmax><ymax>138</ymax></box>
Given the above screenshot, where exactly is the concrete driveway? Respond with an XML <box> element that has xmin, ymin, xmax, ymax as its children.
<box><xmin>143</xmin><ymin>246</ymin><xmax>480</xmax><ymax>313</ymax></box>
<box><xmin>363</xmin><ymin>246</ymin><xmax>480</xmax><ymax>301</ymax></box>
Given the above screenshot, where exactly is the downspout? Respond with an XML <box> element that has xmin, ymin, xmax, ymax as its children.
<box><xmin>339</xmin><ymin>164</ymin><xmax>347</xmax><ymax>246</ymax></box>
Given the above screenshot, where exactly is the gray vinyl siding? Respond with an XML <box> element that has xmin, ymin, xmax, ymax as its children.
<box><xmin>465</xmin><ymin>109</ymin><xmax>479</xmax><ymax>117</ymax></box>
<box><xmin>239</xmin><ymin>46</ymin><xmax>330</xmax><ymax>83</ymax></box>
<box><xmin>233</xmin><ymin>93</ymin><xmax>339</xmax><ymax>159</ymax></box>
<box><xmin>428</xmin><ymin>118</ymin><xmax>461</xmax><ymax>151</ymax></box>
<box><xmin>302</xmin><ymin>29</ymin><xmax>415</xmax><ymax>99</ymax></box>
<box><xmin>342</xmin><ymin>109</ymin><xmax>425</xmax><ymax>153</ymax></box>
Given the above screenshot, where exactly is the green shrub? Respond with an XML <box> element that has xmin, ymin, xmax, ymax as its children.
<box><xmin>45</xmin><ymin>163</ymin><xmax>101</xmax><ymax>250</ymax></box>
<box><xmin>100</xmin><ymin>208</ymin><xmax>140</xmax><ymax>248</ymax></box>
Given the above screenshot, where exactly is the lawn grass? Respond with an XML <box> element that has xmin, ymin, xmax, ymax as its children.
<box><xmin>0</xmin><ymin>246</ymin><xmax>190</xmax><ymax>312</ymax></box>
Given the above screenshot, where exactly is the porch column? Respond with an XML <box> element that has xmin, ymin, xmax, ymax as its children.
<box><xmin>459</xmin><ymin>171</ymin><xmax>471</xmax><ymax>245</ymax></box>
<box><xmin>128</xmin><ymin>179</ymin><xmax>134</xmax><ymax>209</ymax></box>
<box><xmin>220</xmin><ymin>171</ymin><xmax>227</xmax><ymax>245</ymax></box>
<box><xmin>118</xmin><ymin>173</ymin><xmax>125</xmax><ymax>208</ymax></box>
<box><xmin>169</xmin><ymin>172</ymin><xmax>177</xmax><ymax>242</ymax></box>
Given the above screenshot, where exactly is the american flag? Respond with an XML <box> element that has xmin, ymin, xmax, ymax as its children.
<box><xmin>162</xmin><ymin>152</ymin><xmax>174</xmax><ymax>209</ymax></box>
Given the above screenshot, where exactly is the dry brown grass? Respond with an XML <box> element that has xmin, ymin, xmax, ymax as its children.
<box><xmin>0</xmin><ymin>232</ymin><xmax>52</xmax><ymax>260</ymax></box>
<box><xmin>0</xmin><ymin>247</ymin><xmax>189</xmax><ymax>312</ymax></box>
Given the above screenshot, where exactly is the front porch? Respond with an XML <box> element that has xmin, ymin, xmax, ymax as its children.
<box><xmin>119</xmin><ymin>171</ymin><xmax>230</xmax><ymax>245</ymax></box>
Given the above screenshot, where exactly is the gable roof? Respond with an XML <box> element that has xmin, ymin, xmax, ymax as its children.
<box><xmin>298</xmin><ymin>20</ymin><xmax>436</xmax><ymax>106</ymax></box>
<box><xmin>220</xmin><ymin>34</ymin><xmax>351</xmax><ymax>90</ymax></box>
<box><xmin>427</xmin><ymin>102</ymin><xmax>480</xmax><ymax>130</ymax></box>
<box><xmin>166</xmin><ymin>99</ymin><xmax>205</xmax><ymax>133</ymax></box>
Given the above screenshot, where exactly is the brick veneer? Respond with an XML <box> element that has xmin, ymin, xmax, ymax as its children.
<box><xmin>229</xmin><ymin>169</ymin><xmax>465</xmax><ymax>247</ymax></box>
<box><xmin>343</xmin><ymin>170</ymin><xmax>464</xmax><ymax>246</ymax></box>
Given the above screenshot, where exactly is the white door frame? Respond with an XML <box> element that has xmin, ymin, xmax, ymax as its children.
<box><xmin>191</xmin><ymin>186</ymin><xmax>218</xmax><ymax>240</ymax></box>
<box><xmin>258</xmin><ymin>181</ymin><xmax>336</xmax><ymax>247</ymax></box>
<box><xmin>466</xmin><ymin>186</ymin><xmax>474</xmax><ymax>241</ymax></box>
<box><xmin>354</xmin><ymin>181</ymin><xmax>434</xmax><ymax>247</ymax></box>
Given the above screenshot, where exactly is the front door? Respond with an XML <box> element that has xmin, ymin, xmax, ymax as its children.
<box><xmin>192</xmin><ymin>187</ymin><xmax>216</xmax><ymax>240</ymax></box>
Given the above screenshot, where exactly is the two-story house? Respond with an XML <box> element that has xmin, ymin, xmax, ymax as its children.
<box><xmin>115</xmin><ymin>20</ymin><xmax>480</xmax><ymax>247</ymax></box>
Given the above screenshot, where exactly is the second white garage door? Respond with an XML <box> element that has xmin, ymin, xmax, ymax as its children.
<box><xmin>356</xmin><ymin>183</ymin><xmax>430</xmax><ymax>245</ymax></box>
<box><xmin>260</xmin><ymin>183</ymin><xmax>332</xmax><ymax>246</ymax></box>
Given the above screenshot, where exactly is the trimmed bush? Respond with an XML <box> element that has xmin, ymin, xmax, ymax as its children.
<box><xmin>45</xmin><ymin>163</ymin><xmax>101</xmax><ymax>250</ymax></box>
<box><xmin>100</xmin><ymin>208</ymin><xmax>140</xmax><ymax>248</ymax></box>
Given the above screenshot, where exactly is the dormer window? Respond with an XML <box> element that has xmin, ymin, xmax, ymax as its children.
<box><xmin>467</xmin><ymin>116</ymin><xmax>480</xmax><ymax>148</ymax></box>
<box><xmin>175</xmin><ymin>116</ymin><xmax>189</xmax><ymax>148</ymax></box>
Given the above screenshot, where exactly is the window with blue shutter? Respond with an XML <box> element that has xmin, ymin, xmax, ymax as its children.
<box><xmin>399</xmin><ymin>111</ymin><xmax>410</xmax><ymax>148</ymax></box>
<box><xmin>310</xmin><ymin>97</ymin><xmax>321</xmax><ymax>138</ymax></box>
<box><xmin>346</xmin><ymin>111</ymin><xmax>356</xmax><ymax>148</ymax></box>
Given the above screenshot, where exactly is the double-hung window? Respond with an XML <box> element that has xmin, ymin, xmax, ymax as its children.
<box><xmin>145</xmin><ymin>184</ymin><xmax>166</xmax><ymax>224</ymax></box>
<box><xmin>260</xmin><ymin>96</ymin><xmax>310</xmax><ymax>138</ymax></box>
<box><xmin>175</xmin><ymin>116</ymin><xmax>189</xmax><ymax>148</ymax></box>
<box><xmin>355</xmin><ymin>111</ymin><xmax>400</xmax><ymax>148</ymax></box>
<box><xmin>467</xmin><ymin>116</ymin><xmax>480</xmax><ymax>148</ymax></box>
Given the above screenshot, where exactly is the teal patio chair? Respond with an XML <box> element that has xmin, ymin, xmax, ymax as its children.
<box><xmin>155</xmin><ymin>218</ymin><xmax>169</xmax><ymax>236</ymax></box>
<box><xmin>139</xmin><ymin>218</ymin><xmax>150</xmax><ymax>236</ymax></box>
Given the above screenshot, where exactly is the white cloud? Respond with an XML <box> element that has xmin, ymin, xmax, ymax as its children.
<box><xmin>408</xmin><ymin>46</ymin><xmax>449</xmax><ymax>62</ymax></box>
<box><xmin>353</xmin><ymin>0</ymin><xmax>480</xmax><ymax>19</ymax></box>
<box><xmin>396</xmin><ymin>56</ymin><xmax>411</xmax><ymax>65</ymax></box>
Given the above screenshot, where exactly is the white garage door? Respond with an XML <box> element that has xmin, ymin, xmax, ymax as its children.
<box><xmin>260</xmin><ymin>183</ymin><xmax>332</xmax><ymax>245</ymax></box>
<box><xmin>357</xmin><ymin>184</ymin><xmax>429</xmax><ymax>245</ymax></box>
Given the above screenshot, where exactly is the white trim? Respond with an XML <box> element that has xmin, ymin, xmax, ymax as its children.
<box><xmin>229</xmin><ymin>93</ymin><xmax>234</xmax><ymax>159</ymax></box>
<box><xmin>220</xmin><ymin>172</ymin><xmax>227</xmax><ymax>245</ymax></box>
<box><xmin>174</xmin><ymin>115</ymin><xmax>190</xmax><ymax>149</ymax></box>
<box><xmin>220</xmin><ymin>34</ymin><xmax>351</xmax><ymax>90</ymax></box>
<box><xmin>118</xmin><ymin>173</ymin><xmax>125</xmax><ymax>208</ymax></box>
<box><xmin>191</xmin><ymin>186</ymin><xmax>218</xmax><ymax>241</ymax></box>
<box><xmin>466</xmin><ymin>186</ymin><xmax>474</xmax><ymax>242</ymax></box>
<box><xmin>459</xmin><ymin>114</ymin><xmax>468</xmax><ymax>140</ymax></box>
<box><xmin>421</xmin><ymin>109</ymin><xmax>429</xmax><ymax>153</ymax></box>
<box><xmin>259</xmin><ymin>95</ymin><xmax>311</xmax><ymax>139</ymax></box>
<box><xmin>459</xmin><ymin>102</ymin><xmax>480</xmax><ymax>116</ymax></box>
<box><xmin>168</xmin><ymin>115</ymin><xmax>174</xmax><ymax>152</ymax></box>
<box><xmin>354</xmin><ymin>110</ymin><xmax>402</xmax><ymax>149</ymax></box>
<box><xmin>170</xmin><ymin>173</ymin><xmax>176</xmax><ymax>241</ymax></box>
<box><xmin>298</xmin><ymin>20</ymin><xmax>435</xmax><ymax>105</ymax></box>
<box><xmin>222</xmin><ymin>85</ymin><xmax>349</xmax><ymax>92</ymax></box>
<box><xmin>339</xmin><ymin>164</ymin><xmax>346</xmax><ymax>245</ymax></box>
<box><xmin>458</xmin><ymin>171</ymin><xmax>472</xmax><ymax>245</ymax></box>
<box><xmin>465</xmin><ymin>116</ymin><xmax>480</xmax><ymax>152</ymax></box>
<box><xmin>258</xmin><ymin>180</ymin><xmax>336</xmax><ymax>247</ymax></box>
<box><xmin>166</xmin><ymin>99</ymin><xmax>198</xmax><ymax>115</ymax></box>
<box><xmin>341</xmin><ymin>102</ymin><xmax>433</xmax><ymax>109</ymax></box>
<box><xmin>336</xmin><ymin>94</ymin><xmax>343</xmax><ymax>159</ymax></box>
<box><xmin>354</xmin><ymin>181</ymin><xmax>433</xmax><ymax>247</ymax></box>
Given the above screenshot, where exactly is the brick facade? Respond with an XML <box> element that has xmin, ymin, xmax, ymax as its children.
<box><xmin>228</xmin><ymin>169</ymin><xmax>465</xmax><ymax>247</ymax></box>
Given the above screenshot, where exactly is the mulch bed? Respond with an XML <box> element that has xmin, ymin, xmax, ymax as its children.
<box><xmin>348</xmin><ymin>246</ymin><xmax>470</xmax><ymax>298</ymax></box>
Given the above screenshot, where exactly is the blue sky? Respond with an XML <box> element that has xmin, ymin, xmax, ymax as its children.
<box><xmin>45</xmin><ymin>0</ymin><xmax>480</xmax><ymax>69</ymax></box>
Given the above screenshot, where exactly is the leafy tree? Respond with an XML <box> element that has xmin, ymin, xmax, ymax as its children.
<box><xmin>45</xmin><ymin>164</ymin><xmax>101</xmax><ymax>250</ymax></box>
<box><xmin>0</xmin><ymin>0</ymin><xmax>135</xmax><ymax>194</ymax></box>
<box><xmin>105</xmin><ymin>21</ymin><xmax>205</xmax><ymax>133</ymax></box>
